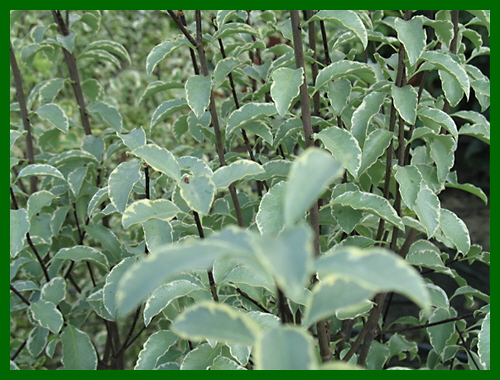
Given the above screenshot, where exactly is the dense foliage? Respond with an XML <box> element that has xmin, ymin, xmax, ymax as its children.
<box><xmin>10</xmin><ymin>10</ymin><xmax>489</xmax><ymax>370</ymax></box>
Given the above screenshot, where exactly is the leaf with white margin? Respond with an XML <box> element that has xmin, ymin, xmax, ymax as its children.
<box><xmin>252</xmin><ymin>223</ymin><xmax>314</xmax><ymax>302</ymax></box>
<box><xmin>302</xmin><ymin>274</ymin><xmax>375</xmax><ymax>327</ymax></box>
<box><xmin>87</xmin><ymin>101</ymin><xmax>122</xmax><ymax>132</ymax></box>
<box><xmin>213</xmin><ymin>57</ymin><xmax>244</xmax><ymax>90</ymax></box>
<box><xmin>439</xmin><ymin>69</ymin><xmax>464</xmax><ymax>107</ymax></box>
<box><xmin>185</xmin><ymin>75</ymin><xmax>211</xmax><ymax>119</ymax></box>
<box><xmin>327</xmin><ymin>79</ymin><xmax>351</xmax><ymax>115</ymax></box>
<box><xmin>29</xmin><ymin>299</ymin><xmax>64</xmax><ymax>334</ymax></box>
<box><xmin>212</xmin><ymin>160</ymin><xmax>264</xmax><ymax>189</ymax></box>
<box><xmin>395</xmin><ymin>17</ymin><xmax>426</xmax><ymax>66</ymax></box>
<box><xmin>171</xmin><ymin>301</ymin><xmax>260</xmax><ymax>346</ymax></box>
<box><xmin>134</xmin><ymin>330</ymin><xmax>178</xmax><ymax>370</ymax></box>
<box><xmin>351</xmin><ymin>91</ymin><xmax>386</xmax><ymax>147</ymax></box>
<box><xmin>52</xmin><ymin>246</ymin><xmax>109</xmax><ymax>271</ymax></box>
<box><xmin>331</xmin><ymin>190</ymin><xmax>404</xmax><ymax>231</ymax></box>
<box><xmin>256</xmin><ymin>181</ymin><xmax>286</xmax><ymax>235</ymax></box>
<box><xmin>122</xmin><ymin>199</ymin><xmax>180</xmax><ymax>229</ymax></box>
<box><xmin>34</xmin><ymin>103</ymin><xmax>69</xmax><ymax>133</ymax></box>
<box><xmin>17</xmin><ymin>164</ymin><xmax>65</xmax><ymax>181</ymax></box>
<box><xmin>150</xmin><ymin>98</ymin><xmax>189</xmax><ymax>129</ymax></box>
<box><xmin>427</xmin><ymin>307</ymin><xmax>455</xmax><ymax>354</ymax></box>
<box><xmin>108</xmin><ymin>160</ymin><xmax>141</xmax><ymax>213</ymax></box>
<box><xmin>418</xmin><ymin>106</ymin><xmax>459</xmax><ymax>139</ymax></box>
<box><xmin>316</xmin><ymin>246</ymin><xmax>430</xmax><ymax>311</ymax></box>
<box><xmin>421</xmin><ymin>51</ymin><xmax>470</xmax><ymax>99</ymax></box>
<box><xmin>10</xmin><ymin>209</ymin><xmax>29</xmax><ymax>257</ymax></box>
<box><xmin>103</xmin><ymin>257</ymin><xmax>137</xmax><ymax>319</ymax></box>
<box><xmin>309</xmin><ymin>10</ymin><xmax>367</xmax><ymax>50</ymax></box>
<box><xmin>315</xmin><ymin>60</ymin><xmax>376</xmax><ymax>90</ymax></box>
<box><xmin>413</xmin><ymin>184</ymin><xmax>440</xmax><ymax>238</ymax></box>
<box><xmin>358</xmin><ymin>128</ymin><xmax>393</xmax><ymax>175</ymax></box>
<box><xmin>27</xmin><ymin>190</ymin><xmax>55</xmax><ymax>220</ymax></box>
<box><xmin>116</xmin><ymin>235</ymin><xmax>248</xmax><ymax>317</ymax></box>
<box><xmin>41</xmin><ymin>277</ymin><xmax>66</xmax><ymax>305</ymax></box>
<box><xmin>61</xmin><ymin>324</ymin><xmax>97</xmax><ymax>370</ymax></box>
<box><xmin>430</xmin><ymin>138</ymin><xmax>454</xmax><ymax>183</ymax></box>
<box><xmin>478</xmin><ymin>312</ymin><xmax>490</xmax><ymax>370</ymax></box>
<box><xmin>394</xmin><ymin>165</ymin><xmax>422</xmax><ymax>209</ymax></box>
<box><xmin>143</xmin><ymin>280</ymin><xmax>205</xmax><ymax>326</ymax></box>
<box><xmin>314</xmin><ymin>126</ymin><xmax>361</xmax><ymax>177</ymax></box>
<box><xmin>284</xmin><ymin>148</ymin><xmax>344</xmax><ymax>227</ymax></box>
<box><xmin>180</xmin><ymin>343</ymin><xmax>222</xmax><ymax>370</ymax></box>
<box><xmin>132</xmin><ymin>143</ymin><xmax>181</xmax><ymax>182</ymax></box>
<box><xmin>210</xmin><ymin>356</ymin><xmax>246</xmax><ymax>370</ymax></box>
<box><xmin>118</xmin><ymin>126</ymin><xmax>146</xmax><ymax>151</ymax></box>
<box><xmin>179</xmin><ymin>174</ymin><xmax>215</xmax><ymax>216</ymax></box>
<box><xmin>270</xmin><ymin>67</ymin><xmax>303</xmax><ymax>116</ymax></box>
<box><xmin>178</xmin><ymin>155</ymin><xmax>213</xmax><ymax>177</ymax></box>
<box><xmin>392</xmin><ymin>84</ymin><xmax>418</xmax><ymax>124</ymax></box>
<box><xmin>225</xmin><ymin>102</ymin><xmax>277</xmax><ymax>136</ymax></box>
<box><xmin>439</xmin><ymin>209</ymin><xmax>470</xmax><ymax>254</ymax></box>
<box><xmin>143</xmin><ymin>219</ymin><xmax>173</xmax><ymax>252</ymax></box>
<box><xmin>146</xmin><ymin>36</ymin><xmax>191</xmax><ymax>78</ymax></box>
<box><xmin>254</xmin><ymin>325</ymin><xmax>317</xmax><ymax>370</ymax></box>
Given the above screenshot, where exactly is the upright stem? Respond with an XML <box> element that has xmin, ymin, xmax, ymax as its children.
<box><xmin>10</xmin><ymin>40</ymin><xmax>37</xmax><ymax>194</ymax></box>
<box><xmin>290</xmin><ymin>10</ymin><xmax>331</xmax><ymax>362</ymax></box>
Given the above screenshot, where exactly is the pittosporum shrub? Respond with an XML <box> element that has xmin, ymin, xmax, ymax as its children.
<box><xmin>10</xmin><ymin>10</ymin><xmax>489</xmax><ymax>370</ymax></box>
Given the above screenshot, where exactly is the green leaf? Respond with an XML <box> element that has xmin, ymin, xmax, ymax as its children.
<box><xmin>82</xmin><ymin>78</ymin><xmax>102</xmax><ymax>103</ymax></box>
<box><xmin>180</xmin><ymin>343</ymin><xmax>222</xmax><ymax>370</ymax></box>
<box><xmin>103</xmin><ymin>257</ymin><xmax>137</xmax><ymax>319</ymax></box>
<box><xmin>17</xmin><ymin>164</ymin><xmax>65</xmax><ymax>181</ymax></box>
<box><xmin>418</xmin><ymin>105</ymin><xmax>458</xmax><ymax>140</ymax></box>
<box><xmin>439</xmin><ymin>208</ymin><xmax>470</xmax><ymax>254</ymax></box>
<box><xmin>256</xmin><ymin>181</ymin><xmax>286</xmax><ymax>235</ymax></box>
<box><xmin>225</xmin><ymin>102</ymin><xmax>277</xmax><ymax>136</ymax></box>
<box><xmin>57</xmin><ymin>32</ymin><xmax>75</xmax><ymax>53</ymax></box>
<box><xmin>61</xmin><ymin>324</ymin><xmax>98</xmax><ymax>370</ymax></box>
<box><xmin>478</xmin><ymin>312</ymin><xmax>490</xmax><ymax>370</ymax></box>
<box><xmin>270</xmin><ymin>67</ymin><xmax>303</xmax><ymax>116</ymax></box>
<box><xmin>327</xmin><ymin>79</ymin><xmax>351</xmax><ymax>115</ymax></box>
<box><xmin>253</xmin><ymin>224</ymin><xmax>314</xmax><ymax>302</ymax></box>
<box><xmin>212</xmin><ymin>22</ymin><xmax>258</xmax><ymax>40</ymax></box>
<box><xmin>108</xmin><ymin>160</ymin><xmax>142</xmax><ymax>213</ymax></box>
<box><xmin>438</xmin><ymin>70</ymin><xmax>464</xmax><ymax>107</ymax></box>
<box><xmin>78</xmin><ymin>50</ymin><xmax>121</xmax><ymax>67</ymax></box>
<box><xmin>138</xmin><ymin>81</ymin><xmax>184</xmax><ymax>104</ymax></box>
<box><xmin>427</xmin><ymin>308</ymin><xmax>454</xmax><ymax>354</ymax></box>
<box><xmin>10</xmin><ymin>209</ymin><xmax>30</xmax><ymax>257</ymax></box>
<box><xmin>82</xmin><ymin>39</ymin><xmax>130</xmax><ymax>64</ymax></box>
<box><xmin>211</xmin><ymin>356</ymin><xmax>246</xmax><ymax>370</ymax></box>
<box><xmin>430</xmin><ymin>138</ymin><xmax>454</xmax><ymax>183</ymax></box>
<box><xmin>52</xmin><ymin>246</ymin><xmax>109</xmax><ymax>270</ymax></box>
<box><xmin>67</xmin><ymin>166</ymin><xmax>88</xmax><ymax>197</ymax></box>
<box><xmin>213</xmin><ymin>57</ymin><xmax>244</xmax><ymax>90</ymax></box>
<box><xmin>358</xmin><ymin>128</ymin><xmax>393</xmax><ymax>175</ymax></box>
<box><xmin>37</xmin><ymin>78</ymin><xmax>66</xmax><ymax>105</ymax></box>
<box><xmin>41</xmin><ymin>277</ymin><xmax>66</xmax><ymax>305</ymax></box>
<box><xmin>150</xmin><ymin>98</ymin><xmax>189</xmax><ymax>129</ymax></box>
<box><xmin>171</xmin><ymin>301</ymin><xmax>260</xmax><ymax>346</ymax></box>
<box><xmin>351</xmin><ymin>91</ymin><xmax>386</xmax><ymax>147</ymax></box>
<box><xmin>315</xmin><ymin>61</ymin><xmax>376</xmax><ymax>90</ymax></box>
<box><xmin>118</xmin><ymin>127</ymin><xmax>146</xmax><ymax>151</ymax></box>
<box><xmin>284</xmin><ymin>148</ymin><xmax>344</xmax><ymax>227</ymax></box>
<box><xmin>316</xmin><ymin>246</ymin><xmax>430</xmax><ymax>311</ymax></box>
<box><xmin>144</xmin><ymin>280</ymin><xmax>204</xmax><ymax>326</ymax></box>
<box><xmin>27</xmin><ymin>325</ymin><xmax>49</xmax><ymax>358</ymax></box>
<box><xmin>132</xmin><ymin>144</ymin><xmax>181</xmax><ymax>182</ymax></box>
<box><xmin>122</xmin><ymin>199</ymin><xmax>180</xmax><ymax>229</ymax></box>
<box><xmin>392</xmin><ymin>84</ymin><xmax>418</xmax><ymax>124</ymax></box>
<box><xmin>29</xmin><ymin>300</ymin><xmax>64</xmax><ymax>333</ymax></box>
<box><xmin>179</xmin><ymin>175</ymin><xmax>216</xmax><ymax>216</ymax></box>
<box><xmin>254</xmin><ymin>325</ymin><xmax>317</xmax><ymax>370</ymax></box>
<box><xmin>212</xmin><ymin>160</ymin><xmax>265</xmax><ymax>189</ymax></box>
<box><xmin>185</xmin><ymin>75</ymin><xmax>211</xmax><ymax>119</ymax></box>
<box><xmin>10</xmin><ymin>130</ymin><xmax>23</xmax><ymax>149</ymax></box>
<box><xmin>116</xmin><ymin>235</ymin><xmax>244</xmax><ymax>316</ymax></box>
<box><xmin>87</xmin><ymin>101</ymin><xmax>123</xmax><ymax>132</ymax></box>
<box><xmin>413</xmin><ymin>184</ymin><xmax>440</xmax><ymax>238</ymax></box>
<box><xmin>302</xmin><ymin>274</ymin><xmax>374</xmax><ymax>327</ymax></box>
<box><xmin>331</xmin><ymin>190</ymin><xmax>404</xmax><ymax>231</ymax></box>
<box><xmin>421</xmin><ymin>51</ymin><xmax>470</xmax><ymax>99</ymax></box>
<box><xmin>146</xmin><ymin>36</ymin><xmax>191</xmax><ymax>78</ymax></box>
<box><xmin>314</xmin><ymin>126</ymin><xmax>362</xmax><ymax>177</ymax></box>
<box><xmin>134</xmin><ymin>330</ymin><xmax>178</xmax><ymax>370</ymax></box>
<box><xmin>394</xmin><ymin>165</ymin><xmax>423</xmax><ymax>209</ymax></box>
<box><xmin>395</xmin><ymin>17</ymin><xmax>426</xmax><ymax>66</ymax></box>
<box><xmin>143</xmin><ymin>219</ymin><xmax>173</xmax><ymax>252</ymax></box>
<box><xmin>330</xmin><ymin>184</ymin><xmax>364</xmax><ymax>233</ymax></box>
<box><xmin>27</xmin><ymin>190</ymin><xmax>54</xmax><ymax>220</ymax></box>
<box><xmin>310</xmin><ymin>10</ymin><xmax>367</xmax><ymax>50</ymax></box>
<box><xmin>179</xmin><ymin>156</ymin><xmax>213</xmax><ymax>177</ymax></box>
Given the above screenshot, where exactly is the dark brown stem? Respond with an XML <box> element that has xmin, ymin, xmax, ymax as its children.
<box><xmin>52</xmin><ymin>10</ymin><xmax>92</xmax><ymax>136</ymax></box>
<box><xmin>319</xmin><ymin>20</ymin><xmax>331</xmax><ymax>66</ymax></box>
<box><xmin>10</xmin><ymin>284</ymin><xmax>31</xmax><ymax>305</ymax></box>
<box><xmin>26</xmin><ymin>233</ymin><xmax>50</xmax><ymax>282</ymax></box>
<box><xmin>10</xmin><ymin>40</ymin><xmax>37</xmax><ymax>194</ymax></box>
